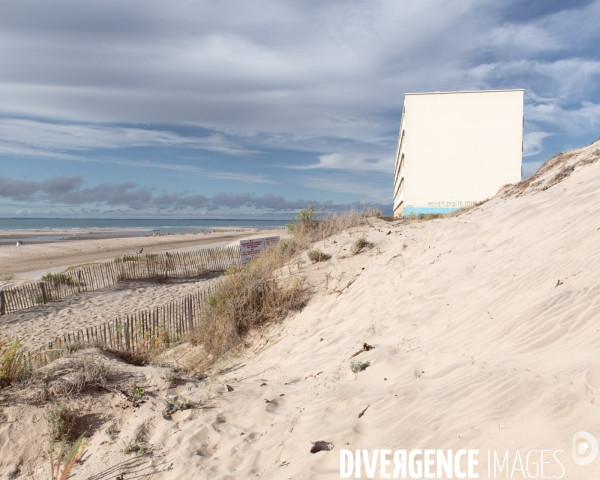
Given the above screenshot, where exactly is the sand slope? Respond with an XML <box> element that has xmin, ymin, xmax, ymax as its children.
<box><xmin>2</xmin><ymin>140</ymin><xmax>600</xmax><ymax>479</ymax></box>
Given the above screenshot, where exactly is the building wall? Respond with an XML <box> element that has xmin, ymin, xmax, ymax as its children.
<box><xmin>393</xmin><ymin>90</ymin><xmax>523</xmax><ymax>218</ymax></box>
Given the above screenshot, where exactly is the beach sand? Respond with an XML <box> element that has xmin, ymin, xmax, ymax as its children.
<box><xmin>1</xmin><ymin>274</ymin><xmax>222</xmax><ymax>351</ymax></box>
<box><xmin>2</xmin><ymin>141</ymin><xmax>600</xmax><ymax>478</ymax></box>
<box><xmin>0</xmin><ymin>228</ymin><xmax>282</xmax><ymax>281</ymax></box>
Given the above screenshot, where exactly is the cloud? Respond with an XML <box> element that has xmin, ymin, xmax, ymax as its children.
<box><xmin>0</xmin><ymin>175</ymin><xmax>82</xmax><ymax>201</ymax></box>
<box><xmin>0</xmin><ymin>119</ymin><xmax>256</xmax><ymax>155</ymax></box>
<box><xmin>0</xmin><ymin>174</ymin><xmax>325</xmax><ymax>211</ymax></box>
<box><xmin>0</xmin><ymin>0</ymin><xmax>599</xmax><ymax>211</ymax></box>
<box><xmin>523</xmin><ymin>132</ymin><xmax>553</xmax><ymax>157</ymax></box>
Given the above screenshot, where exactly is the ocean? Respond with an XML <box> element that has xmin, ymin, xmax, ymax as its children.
<box><xmin>0</xmin><ymin>218</ymin><xmax>288</xmax><ymax>235</ymax></box>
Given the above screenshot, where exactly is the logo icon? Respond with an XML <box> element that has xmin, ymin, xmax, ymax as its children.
<box><xmin>572</xmin><ymin>431</ymin><xmax>598</xmax><ymax>466</ymax></box>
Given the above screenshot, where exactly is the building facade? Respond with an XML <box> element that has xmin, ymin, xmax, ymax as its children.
<box><xmin>393</xmin><ymin>90</ymin><xmax>524</xmax><ymax>218</ymax></box>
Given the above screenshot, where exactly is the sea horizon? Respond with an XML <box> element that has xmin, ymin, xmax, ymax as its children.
<box><xmin>0</xmin><ymin>217</ymin><xmax>290</xmax><ymax>233</ymax></box>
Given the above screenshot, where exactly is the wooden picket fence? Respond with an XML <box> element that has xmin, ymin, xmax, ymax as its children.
<box><xmin>0</xmin><ymin>245</ymin><xmax>241</xmax><ymax>316</ymax></box>
<box><xmin>25</xmin><ymin>286</ymin><xmax>214</xmax><ymax>367</ymax></box>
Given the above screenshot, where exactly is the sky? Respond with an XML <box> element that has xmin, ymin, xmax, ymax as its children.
<box><xmin>0</xmin><ymin>0</ymin><xmax>599</xmax><ymax>219</ymax></box>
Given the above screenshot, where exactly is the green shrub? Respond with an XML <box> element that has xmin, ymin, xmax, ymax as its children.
<box><xmin>350</xmin><ymin>361</ymin><xmax>370</xmax><ymax>374</ymax></box>
<box><xmin>163</xmin><ymin>395</ymin><xmax>191</xmax><ymax>415</ymax></box>
<box><xmin>156</xmin><ymin>273</ymin><xmax>166</xmax><ymax>283</ymax></box>
<box><xmin>307</xmin><ymin>249</ymin><xmax>330</xmax><ymax>263</ymax></box>
<box><xmin>122</xmin><ymin>439</ymin><xmax>149</xmax><ymax>456</ymax></box>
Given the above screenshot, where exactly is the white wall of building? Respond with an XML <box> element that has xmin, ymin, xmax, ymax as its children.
<box><xmin>393</xmin><ymin>90</ymin><xmax>523</xmax><ymax>218</ymax></box>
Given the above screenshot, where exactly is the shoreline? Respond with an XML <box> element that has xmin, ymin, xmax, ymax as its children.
<box><xmin>0</xmin><ymin>225</ymin><xmax>283</xmax><ymax>244</ymax></box>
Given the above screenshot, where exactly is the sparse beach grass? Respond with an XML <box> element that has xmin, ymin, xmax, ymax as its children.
<box><xmin>188</xmin><ymin>206</ymin><xmax>380</xmax><ymax>366</ymax></box>
<box><xmin>40</xmin><ymin>273</ymin><xmax>75</xmax><ymax>286</ymax></box>
<box><xmin>351</xmin><ymin>236</ymin><xmax>373</xmax><ymax>254</ymax></box>
<box><xmin>46</xmin><ymin>402</ymin><xmax>78</xmax><ymax>440</ymax></box>
<box><xmin>0</xmin><ymin>337</ymin><xmax>30</xmax><ymax>387</ymax></box>
<box><xmin>0</xmin><ymin>273</ymin><xmax>15</xmax><ymax>281</ymax></box>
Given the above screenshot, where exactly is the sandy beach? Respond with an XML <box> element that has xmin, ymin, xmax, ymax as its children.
<box><xmin>2</xmin><ymin>140</ymin><xmax>600</xmax><ymax>478</ymax></box>
<box><xmin>0</xmin><ymin>228</ymin><xmax>283</xmax><ymax>281</ymax></box>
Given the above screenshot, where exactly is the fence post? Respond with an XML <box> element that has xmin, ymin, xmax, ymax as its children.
<box><xmin>40</xmin><ymin>282</ymin><xmax>48</xmax><ymax>304</ymax></box>
<box><xmin>0</xmin><ymin>290</ymin><xmax>5</xmax><ymax>316</ymax></box>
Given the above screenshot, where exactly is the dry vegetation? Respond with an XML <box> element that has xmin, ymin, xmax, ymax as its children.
<box><xmin>307</xmin><ymin>249</ymin><xmax>331</xmax><ymax>263</ymax></box>
<box><xmin>188</xmin><ymin>205</ymin><xmax>380</xmax><ymax>366</ymax></box>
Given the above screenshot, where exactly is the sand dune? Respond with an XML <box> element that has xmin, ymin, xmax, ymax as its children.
<box><xmin>2</xmin><ymin>140</ymin><xmax>600</xmax><ymax>479</ymax></box>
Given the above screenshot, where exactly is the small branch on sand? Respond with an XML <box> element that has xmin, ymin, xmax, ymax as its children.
<box><xmin>350</xmin><ymin>343</ymin><xmax>374</xmax><ymax>358</ymax></box>
<box><xmin>358</xmin><ymin>405</ymin><xmax>370</xmax><ymax>418</ymax></box>
<box><xmin>335</xmin><ymin>275</ymin><xmax>360</xmax><ymax>297</ymax></box>
<box><xmin>386</xmin><ymin>254</ymin><xmax>401</xmax><ymax>265</ymax></box>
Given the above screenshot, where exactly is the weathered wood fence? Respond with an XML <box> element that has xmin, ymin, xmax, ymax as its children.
<box><xmin>26</xmin><ymin>286</ymin><xmax>214</xmax><ymax>367</ymax></box>
<box><xmin>0</xmin><ymin>245</ymin><xmax>241</xmax><ymax>316</ymax></box>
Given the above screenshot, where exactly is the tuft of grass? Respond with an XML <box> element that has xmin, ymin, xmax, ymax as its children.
<box><xmin>350</xmin><ymin>360</ymin><xmax>371</xmax><ymax>374</ymax></box>
<box><xmin>122</xmin><ymin>439</ymin><xmax>149</xmax><ymax>456</ymax></box>
<box><xmin>41</xmin><ymin>273</ymin><xmax>74</xmax><ymax>286</ymax></box>
<box><xmin>64</xmin><ymin>263</ymin><xmax>100</xmax><ymax>272</ymax></box>
<box><xmin>350</xmin><ymin>236</ymin><xmax>373</xmax><ymax>255</ymax></box>
<box><xmin>278</xmin><ymin>238</ymin><xmax>299</xmax><ymax>256</ymax></box>
<box><xmin>114</xmin><ymin>255</ymin><xmax>140</xmax><ymax>263</ymax></box>
<box><xmin>32</xmin><ymin>292</ymin><xmax>53</xmax><ymax>304</ymax></box>
<box><xmin>163</xmin><ymin>395</ymin><xmax>191</xmax><ymax>415</ymax></box>
<box><xmin>0</xmin><ymin>337</ymin><xmax>30</xmax><ymax>387</ymax></box>
<box><xmin>107</xmin><ymin>424</ymin><xmax>120</xmax><ymax>439</ymax></box>
<box><xmin>161</xmin><ymin>367</ymin><xmax>182</xmax><ymax>387</ymax></box>
<box><xmin>46</xmin><ymin>402</ymin><xmax>78</xmax><ymax>440</ymax></box>
<box><xmin>112</xmin><ymin>331</ymin><xmax>170</xmax><ymax>366</ymax></box>
<box><xmin>156</xmin><ymin>273</ymin><xmax>166</xmax><ymax>283</ymax></box>
<box><xmin>49</xmin><ymin>432</ymin><xmax>88</xmax><ymax>480</ymax></box>
<box><xmin>307</xmin><ymin>249</ymin><xmax>331</xmax><ymax>263</ymax></box>
<box><xmin>381</xmin><ymin>216</ymin><xmax>395</xmax><ymax>222</ymax></box>
<box><xmin>75</xmin><ymin>355</ymin><xmax>111</xmax><ymax>385</ymax></box>
<box><xmin>132</xmin><ymin>386</ymin><xmax>144</xmax><ymax>399</ymax></box>
<box><xmin>407</xmin><ymin>213</ymin><xmax>446</xmax><ymax>221</ymax></box>
<box><xmin>0</xmin><ymin>273</ymin><xmax>15</xmax><ymax>281</ymax></box>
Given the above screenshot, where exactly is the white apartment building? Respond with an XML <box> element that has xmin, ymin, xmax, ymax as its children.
<box><xmin>393</xmin><ymin>89</ymin><xmax>524</xmax><ymax>218</ymax></box>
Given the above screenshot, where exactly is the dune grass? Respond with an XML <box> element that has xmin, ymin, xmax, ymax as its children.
<box><xmin>188</xmin><ymin>206</ymin><xmax>380</xmax><ymax>366</ymax></box>
<box><xmin>49</xmin><ymin>432</ymin><xmax>87</xmax><ymax>480</ymax></box>
<box><xmin>0</xmin><ymin>337</ymin><xmax>30</xmax><ymax>387</ymax></box>
<box><xmin>64</xmin><ymin>263</ymin><xmax>100</xmax><ymax>272</ymax></box>
<box><xmin>0</xmin><ymin>273</ymin><xmax>15</xmax><ymax>281</ymax></box>
<box><xmin>114</xmin><ymin>255</ymin><xmax>140</xmax><ymax>263</ymax></box>
<box><xmin>40</xmin><ymin>273</ymin><xmax>75</xmax><ymax>286</ymax></box>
